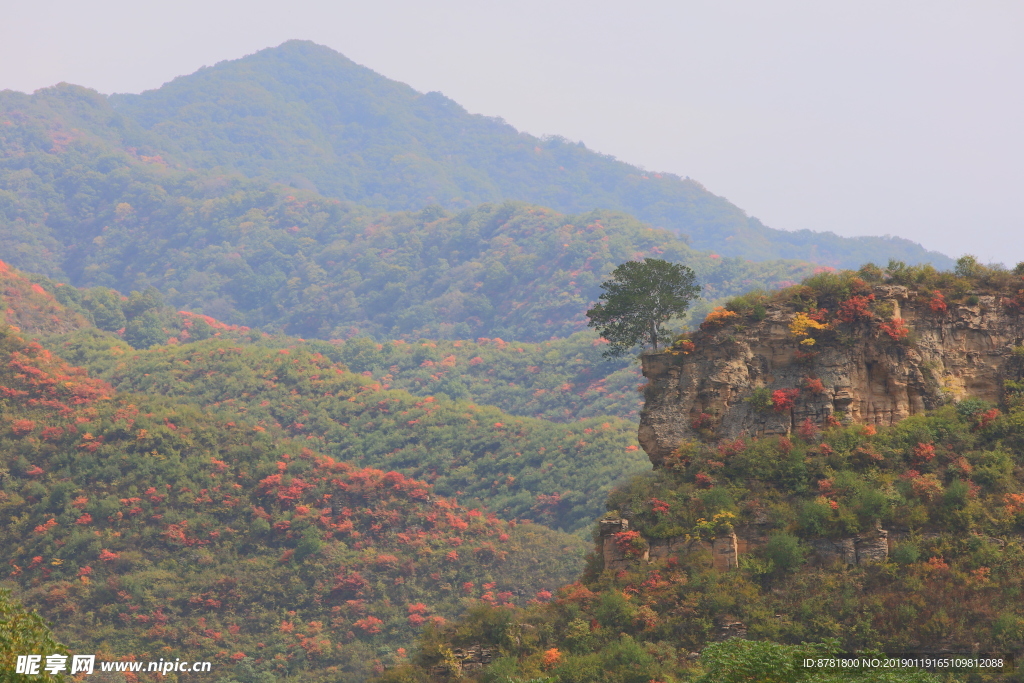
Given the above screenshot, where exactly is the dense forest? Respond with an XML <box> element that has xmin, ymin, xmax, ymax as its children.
<box><xmin>0</xmin><ymin>291</ymin><xmax>596</xmax><ymax>681</ymax></box>
<box><xmin>396</xmin><ymin>402</ymin><xmax>1024</xmax><ymax>681</ymax></box>
<box><xmin>329</xmin><ymin>333</ymin><xmax>644</xmax><ymax>423</ymax></box>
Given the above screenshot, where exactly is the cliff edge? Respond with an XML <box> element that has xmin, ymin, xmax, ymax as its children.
<box><xmin>639</xmin><ymin>281</ymin><xmax>1024</xmax><ymax>466</ymax></box>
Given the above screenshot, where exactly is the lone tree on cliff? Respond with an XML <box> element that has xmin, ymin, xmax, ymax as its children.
<box><xmin>586</xmin><ymin>258</ymin><xmax>700</xmax><ymax>357</ymax></box>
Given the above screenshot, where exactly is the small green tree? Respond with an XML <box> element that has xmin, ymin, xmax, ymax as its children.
<box><xmin>586</xmin><ymin>258</ymin><xmax>700</xmax><ymax>357</ymax></box>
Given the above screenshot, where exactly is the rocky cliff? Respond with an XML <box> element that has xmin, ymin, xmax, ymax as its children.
<box><xmin>638</xmin><ymin>284</ymin><xmax>1024</xmax><ymax>467</ymax></box>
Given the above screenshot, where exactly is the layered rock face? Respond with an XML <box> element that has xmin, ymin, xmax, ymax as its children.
<box><xmin>638</xmin><ymin>285</ymin><xmax>1024</xmax><ymax>467</ymax></box>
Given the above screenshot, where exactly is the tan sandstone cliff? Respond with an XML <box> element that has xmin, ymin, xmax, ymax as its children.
<box><xmin>638</xmin><ymin>285</ymin><xmax>1024</xmax><ymax>467</ymax></box>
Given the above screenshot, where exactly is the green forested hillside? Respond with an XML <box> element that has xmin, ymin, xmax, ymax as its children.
<box><xmin>0</xmin><ymin>41</ymin><xmax>952</xmax><ymax>269</ymax></box>
<box><xmin>51</xmin><ymin>330</ymin><xmax>647</xmax><ymax>533</ymax></box>
<box><xmin>0</xmin><ymin>108</ymin><xmax>818</xmax><ymax>338</ymax></box>
<box><xmin>0</xmin><ymin>323</ymin><xmax>591</xmax><ymax>682</ymax></box>
<box><xmin>0</xmin><ymin>260</ymin><xmax>651</xmax><ymax>531</ymax></box>
<box><xmin>7</xmin><ymin>256</ymin><xmax>644</xmax><ymax>423</ymax></box>
<box><xmin>331</xmin><ymin>333</ymin><xmax>643</xmax><ymax>423</ymax></box>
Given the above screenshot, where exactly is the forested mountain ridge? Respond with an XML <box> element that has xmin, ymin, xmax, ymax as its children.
<box><xmin>0</xmin><ymin>101</ymin><xmax>820</xmax><ymax>338</ymax></box>
<box><xmin>4</xmin><ymin>252</ymin><xmax>644</xmax><ymax>423</ymax></box>
<box><xmin>2</xmin><ymin>40</ymin><xmax>952</xmax><ymax>269</ymax></box>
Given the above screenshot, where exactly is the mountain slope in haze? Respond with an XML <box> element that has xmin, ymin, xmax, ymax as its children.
<box><xmin>2</xmin><ymin>40</ymin><xmax>953</xmax><ymax>269</ymax></box>
<box><xmin>0</xmin><ymin>109</ymin><xmax>819</xmax><ymax>339</ymax></box>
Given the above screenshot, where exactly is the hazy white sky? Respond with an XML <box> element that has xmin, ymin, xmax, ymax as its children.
<box><xmin>2</xmin><ymin>0</ymin><xmax>1022</xmax><ymax>265</ymax></box>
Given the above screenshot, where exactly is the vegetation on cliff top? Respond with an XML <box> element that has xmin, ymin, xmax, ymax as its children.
<box><xmin>587</xmin><ymin>258</ymin><xmax>700</xmax><ymax>357</ymax></box>
<box><xmin>711</xmin><ymin>257</ymin><xmax>1024</xmax><ymax>335</ymax></box>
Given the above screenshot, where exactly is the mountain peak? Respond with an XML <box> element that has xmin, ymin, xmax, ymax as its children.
<box><xmin>9</xmin><ymin>40</ymin><xmax>953</xmax><ymax>269</ymax></box>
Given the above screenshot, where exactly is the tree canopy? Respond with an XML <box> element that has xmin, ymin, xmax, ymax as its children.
<box><xmin>586</xmin><ymin>258</ymin><xmax>700</xmax><ymax>356</ymax></box>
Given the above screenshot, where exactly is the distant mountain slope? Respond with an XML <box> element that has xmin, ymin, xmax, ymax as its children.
<box><xmin>333</xmin><ymin>333</ymin><xmax>644</xmax><ymax>423</ymax></box>
<box><xmin>0</xmin><ymin>111</ymin><xmax>817</xmax><ymax>338</ymax></box>
<box><xmin>95</xmin><ymin>40</ymin><xmax>952</xmax><ymax>269</ymax></box>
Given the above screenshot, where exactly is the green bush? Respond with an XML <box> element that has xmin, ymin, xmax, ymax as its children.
<box><xmin>890</xmin><ymin>542</ymin><xmax>920</xmax><ymax>566</ymax></box>
<box><xmin>956</xmin><ymin>397</ymin><xmax>990</xmax><ymax>420</ymax></box>
<box><xmin>762</xmin><ymin>532</ymin><xmax>806</xmax><ymax>574</ymax></box>
<box><xmin>748</xmin><ymin>386</ymin><xmax>772</xmax><ymax>412</ymax></box>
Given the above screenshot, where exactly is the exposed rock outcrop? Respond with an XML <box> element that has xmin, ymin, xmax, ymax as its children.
<box><xmin>602</xmin><ymin>521</ymin><xmax>889</xmax><ymax>572</ymax></box>
<box><xmin>429</xmin><ymin>645</ymin><xmax>497</xmax><ymax>679</ymax></box>
<box><xmin>599</xmin><ymin>518</ymin><xmax>642</xmax><ymax>571</ymax></box>
<box><xmin>639</xmin><ymin>285</ymin><xmax>1024</xmax><ymax>465</ymax></box>
<box><xmin>711</xmin><ymin>532</ymin><xmax>739</xmax><ymax>571</ymax></box>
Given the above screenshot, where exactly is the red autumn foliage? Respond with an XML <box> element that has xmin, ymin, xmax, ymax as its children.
<box><xmin>353</xmin><ymin>616</ymin><xmax>383</xmax><ymax>634</ymax></box>
<box><xmin>40</xmin><ymin>426</ymin><xmax>64</xmax><ymax>441</ymax></box>
<box><xmin>542</xmin><ymin>648</ymin><xmax>562</xmax><ymax>668</ymax></box>
<box><xmin>807</xmin><ymin>307</ymin><xmax>830</xmax><ymax>323</ymax></box>
<box><xmin>803</xmin><ymin>377</ymin><xmax>825</xmax><ymax>394</ymax></box>
<box><xmin>33</xmin><ymin>518</ymin><xmax>57</xmax><ymax>534</ymax></box>
<box><xmin>771</xmin><ymin>388</ymin><xmax>799</xmax><ymax>412</ymax></box>
<box><xmin>691</xmin><ymin>412</ymin><xmax>714</xmax><ymax>430</ymax></box>
<box><xmin>878</xmin><ymin>318</ymin><xmax>910</xmax><ymax>341</ymax></box>
<box><xmin>836</xmin><ymin>294</ymin><xmax>875</xmax><ymax>323</ymax></box>
<box><xmin>10</xmin><ymin>419</ymin><xmax>35</xmax><ymax>435</ymax></box>
<box><xmin>717</xmin><ymin>438</ymin><xmax>745</xmax><ymax>459</ymax></box>
<box><xmin>613</xmin><ymin>530</ymin><xmax>646</xmax><ymax>559</ymax></box>
<box><xmin>977</xmin><ymin>408</ymin><xmax>1000</xmax><ymax>430</ymax></box>
<box><xmin>912</xmin><ymin>442</ymin><xmax>936</xmax><ymax>463</ymax></box>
